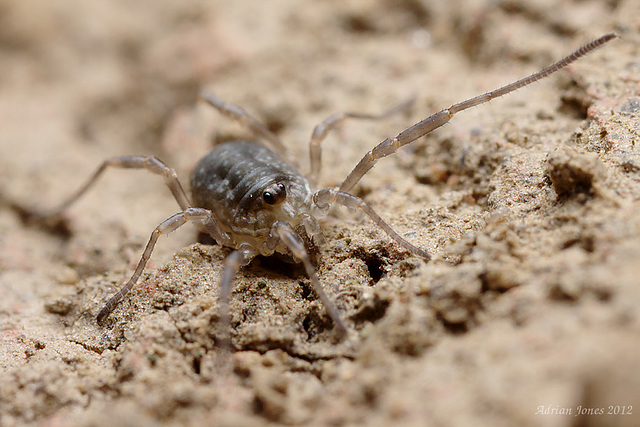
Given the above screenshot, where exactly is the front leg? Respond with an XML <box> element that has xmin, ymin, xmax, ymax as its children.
<box><xmin>97</xmin><ymin>207</ymin><xmax>229</xmax><ymax>323</ymax></box>
<box><xmin>337</xmin><ymin>34</ymin><xmax>617</xmax><ymax>193</ymax></box>
<box><xmin>268</xmin><ymin>221</ymin><xmax>347</xmax><ymax>334</ymax></box>
<box><xmin>314</xmin><ymin>188</ymin><xmax>430</xmax><ymax>260</ymax></box>
<box><xmin>218</xmin><ymin>244</ymin><xmax>256</xmax><ymax>349</ymax></box>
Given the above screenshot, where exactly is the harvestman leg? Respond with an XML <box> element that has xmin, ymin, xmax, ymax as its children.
<box><xmin>95</xmin><ymin>212</ymin><xmax>347</xmax><ymax>335</ymax></box>
<box><xmin>44</xmin><ymin>155</ymin><xmax>191</xmax><ymax>217</ymax></box>
<box><xmin>309</xmin><ymin>34</ymin><xmax>616</xmax><ymax>261</ymax></box>
<box><xmin>198</xmin><ymin>90</ymin><xmax>299</xmax><ymax>168</ymax></box>
<box><xmin>207</xmin><ymin>222</ymin><xmax>348</xmax><ymax>342</ymax></box>
<box><xmin>314</xmin><ymin>188</ymin><xmax>431</xmax><ymax>260</ymax></box>
<box><xmin>45</xmin><ymin>156</ymin><xmax>237</xmax><ymax>325</ymax></box>
<box><xmin>96</xmin><ymin>207</ymin><xmax>230</xmax><ymax>323</ymax></box>
<box><xmin>217</xmin><ymin>244</ymin><xmax>256</xmax><ymax>348</ymax></box>
<box><xmin>338</xmin><ymin>33</ymin><xmax>618</xmax><ymax>193</ymax></box>
<box><xmin>307</xmin><ymin>97</ymin><xmax>415</xmax><ymax>188</ymax></box>
<box><xmin>204</xmin><ymin>221</ymin><xmax>348</xmax><ymax>338</ymax></box>
<box><xmin>263</xmin><ymin>221</ymin><xmax>348</xmax><ymax>333</ymax></box>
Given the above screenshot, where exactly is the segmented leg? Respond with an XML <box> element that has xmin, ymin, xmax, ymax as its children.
<box><xmin>307</xmin><ymin>97</ymin><xmax>414</xmax><ymax>187</ymax></box>
<box><xmin>45</xmin><ymin>155</ymin><xmax>191</xmax><ymax>217</ymax></box>
<box><xmin>198</xmin><ymin>90</ymin><xmax>298</xmax><ymax>167</ymax></box>
<box><xmin>268</xmin><ymin>221</ymin><xmax>347</xmax><ymax>334</ymax></box>
<box><xmin>314</xmin><ymin>188</ymin><xmax>430</xmax><ymax>260</ymax></box>
<box><xmin>338</xmin><ymin>33</ymin><xmax>617</xmax><ymax>193</ymax></box>
<box><xmin>96</xmin><ymin>207</ymin><xmax>228</xmax><ymax>323</ymax></box>
<box><xmin>218</xmin><ymin>244</ymin><xmax>256</xmax><ymax>348</ymax></box>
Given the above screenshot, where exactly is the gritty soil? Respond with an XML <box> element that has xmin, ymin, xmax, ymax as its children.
<box><xmin>1</xmin><ymin>1</ymin><xmax>639</xmax><ymax>426</ymax></box>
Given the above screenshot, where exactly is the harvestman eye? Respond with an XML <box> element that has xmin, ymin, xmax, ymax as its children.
<box><xmin>263</xmin><ymin>183</ymin><xmax>287</xmax><ymax>205</ymax></box>
<box><xmin>42</xmin><ymin>34</ymin><xmax>617</xmax><ymax>345</ymax></box>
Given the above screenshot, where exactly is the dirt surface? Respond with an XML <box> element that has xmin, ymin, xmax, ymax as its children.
<box><xmin>1</xmin><ymin>1</ymin><xmax>639</xmax><ymax>426</ymax></box>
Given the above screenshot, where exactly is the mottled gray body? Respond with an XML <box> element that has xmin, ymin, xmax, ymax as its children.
<box><xmin>190</xmin><ymin>141</ymin><xmax>313</xmax><ymax>248</ymax></box>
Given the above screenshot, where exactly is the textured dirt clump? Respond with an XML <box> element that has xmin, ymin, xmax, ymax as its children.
<box><xmin>1</xmin><ymin>0</ymin><xmax>639</xmax><ymax>426</ymax></box>
<box><xmin>546</xmin><ymin>145</ymin><xmax>607</xmax><ymax>197</ymax></box>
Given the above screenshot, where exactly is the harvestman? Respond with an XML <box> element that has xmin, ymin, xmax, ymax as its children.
<box><xmin>46</xmin><ymin>33</ymin><xmax>616</xmax><ymax>337</ymax></box>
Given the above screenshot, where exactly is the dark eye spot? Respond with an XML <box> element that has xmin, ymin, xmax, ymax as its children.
<box><xmin>263</xmin><ymin>191</ymin><xmax>276</xmax><ymax>204</ymax></box>
<box><xmin>262</xmin><ymin>183</ymin><xmax>286</xmax><ymax>205</ymax></box>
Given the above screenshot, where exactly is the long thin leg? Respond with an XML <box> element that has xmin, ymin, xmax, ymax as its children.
<box><xmin>314</xmin><ymin>188</ymin><xmax>430</xmax><ymax>260</ymax></box>
<box><xmin>45</xmin><ymin>155</ymin><xmax>191</xmax><ymax>218</ymax></box>
<box><xmin>338</xmin><ymin>33</ymin><xmax>617</xmax><ymax>193</ymax></box>
<box><xmin>307</xmin><ymin>97</ymin><xmax>415</xmax><ymax>187</ymax></box>
<box><xmin>198</xmin><ymin>90</ymin><xmax>298</xmax><ymax>167</ymax></box>
<box><xmin>96</xmin><ymin>207</ymin><xmax>228</xmax><ymax>323</ymax></box>
<box><xmin>218</xmin><ymin>244</ymin><xmax>256</xmax><ymax>348</ymax></box>
<box><xmin>269</xmin><ymin>221</ymin><xmax>347</xmax><ymax>334</ymax></box>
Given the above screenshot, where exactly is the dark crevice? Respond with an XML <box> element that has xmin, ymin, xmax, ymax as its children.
<box><xmin>364</xmin><ymin>255</ymin><xmax>385</xmax><ymax>283</ymax></box>
<box><xmin>558</xmin><ymin>95</ymin><xmax>590</xmax><ymax>120</ymax></box>
<box><xmin>299</xmin><ymin>281</ymin><xmax>315</xmax><ymax>301</ymax></box>
<box><xmin>253</xmin><ymin>396</ymin><xmax>267</xmax><ymax>419</ymax></box>
<box><xmin>70</xmin><ymin>339</ymin><xmax>105</xmax><ymax>356</ymax></box>
<box><xmin>351</xmin><ymin>296</ymin><xmax>390</xmax><ymax>324</ymax></box>
<box><xmin>340</xmin><ymin>0</ymin><xmax>431</xmax><ymax>34</ymax></box>
<box><xmin>438</xmin><ymin>315</ymin><xmax>469</xmax><ymax>335</ymax></box>
<box><xmin>196</xmin><ymin>230</ymin><xmax>217</xmax><ymax>245</ymax></box>
<box><xmin>498</xmin><ymin>1</ymin><xmax>578</xmax><ymax>37</ymax></box>
<box><xmin>0</xmin><ymin>192</ymin><xmax>73</xmax><ymax>239</ymax></box>
<box><xmin>192</xmin><ymin>355</ymin><xmax>201</xmax><ymax>375</ymax></box>
<box><xmin>243</xmin><ymin>342</ymin><xmax>353</xmax><ymax>363</ymax></box>
<box><xmin>342</xmin><ymin>14</ymin><xmax>377</xmax><ymax>33</ymax></box>
<box><xmin>264</xmin><ymin>116</ymin><xmax>287</xmax><ymax>135</ymax></box>
<box><xmin>548</xmin><ymin>284</ymin><xmax>579</xmax><ymax>302</ymax></box>
<box><xmin>302</xmin><ymin>315</ymin><xmax>315</xmax><ymax>338</ymax></box>
<box><xmin>252</xmin><ymin>254</ymin><xmax>309</xmax><ymax>279</ymax></box>
<box><xmin>302</xmin><ymin>311</ymin><xmax>332</xmax><ymax>341</ymax></box>
<box><xmin>561</xmin><ymin>235</ymin><xmax>595</xmax><ymax>253</ymax></box>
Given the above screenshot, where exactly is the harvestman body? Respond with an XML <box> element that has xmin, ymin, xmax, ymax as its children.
<box><xmin>47</xmin><ymin>34</ymin><xmax>616</xmax><ymax>338</ymax></box>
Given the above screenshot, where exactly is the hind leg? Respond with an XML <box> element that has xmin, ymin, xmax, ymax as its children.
<box><xmin>46</xmin><ymin>155</ymin><xmax>191</xmax><ymax>218</ymax></box>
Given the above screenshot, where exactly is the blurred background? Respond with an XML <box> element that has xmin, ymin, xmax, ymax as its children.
<box><xmin>0</xmin><ymin>1</ymin><xmax>638</xmax><ymax>426</ymax></box>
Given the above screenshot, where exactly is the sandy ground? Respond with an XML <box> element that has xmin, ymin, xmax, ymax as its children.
<box><xmin>1</xmin><ymin>0</ymin><xmax>639</xmax><ymax>426</ymax></box>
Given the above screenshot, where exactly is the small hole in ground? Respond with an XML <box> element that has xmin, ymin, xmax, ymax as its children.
<box><xmin>365</xmin><ymin>255</ymin><xmax>385</xmax><ymax>283</ymax></box>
